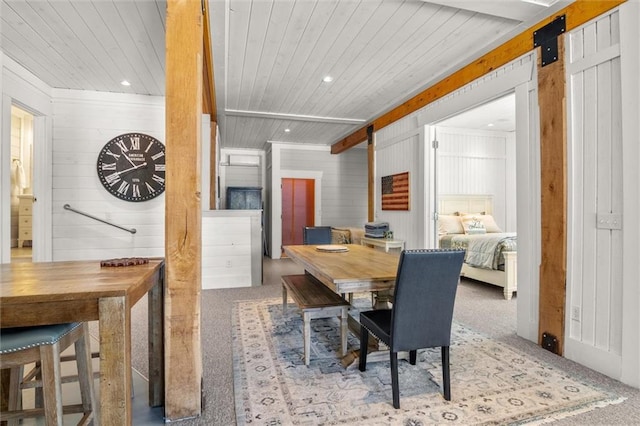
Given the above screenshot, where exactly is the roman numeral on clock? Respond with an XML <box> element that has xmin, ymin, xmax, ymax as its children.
<box><xmin>117</xmin><ymin>181</ymin><xmax>130</xmax><ymax>195</ymax></box>
<box><xmin>116</xmin><ymin>140</ymin><xmax>129</xmax><ymax>153</ymax></box>
<box><xmin>130</xmin><ymin>136</ymin><xmax>140</xmax><ymax>150</ymax></box>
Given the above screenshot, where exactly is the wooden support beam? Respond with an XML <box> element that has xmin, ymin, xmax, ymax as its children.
<box><xmin>210</xmin><ymin>122</ymin><xmax>217</xmax><ymax>210</ymax></box>
<box><xmin>165</xmin><ymin>0</ymin><xmax>203</xmax><ymax>420</ymax></box>
<box><xmin>367</xmin><ymin>125</ymin><xmax>374</xmax><ymax>222</ymax></box>
<box><xmin>202</xmin><ymin>1</ymin><xmax>217</xmax><ymax>122</ymax></box>
<box><xmin>331</xmin><ymin>0</ymin><xmax>626</xmax><ymax>153</ymax></box>
<box><xmin>331</xmin><ymin>125</ymin><xmax>368</xmax><ymax>154</ymax></box>
<box><xmin>202</xmin><ymin>2</ymin><xmax>217</xmax><ymax>209</ymax></box>
<box><xmin>538</xmin><ymin>36</ymin><xmax>567</xmax><ymax>356</ymax></box>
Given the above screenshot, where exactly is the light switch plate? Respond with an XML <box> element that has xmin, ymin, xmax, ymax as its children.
<box><xmin>596</xmin><ymin>213</ymin><xmax>622</xmax><ymax>230</ymax></box>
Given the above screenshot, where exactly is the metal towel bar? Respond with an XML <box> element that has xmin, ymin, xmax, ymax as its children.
<box><xmin>63</xmin><ymin>204</ymin><xmax>137</xmax><ymax>234</ymax></box>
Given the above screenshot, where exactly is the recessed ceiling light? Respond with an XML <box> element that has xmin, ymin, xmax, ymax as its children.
<box><xmin>120</xmin><ymin>80</ymin><xmax>131</xmax><ymax>86</ymax></box>
<box><xmin>284</xmin><ymin>128</ymin><xmax>291</xmax><ymax>133</ymax></box>
<box><xmin>487</xmin><ymin>123</ymin><xmax>495</xmax><ymax>127</ymax></box>
<box><xmin>521</xmin><ymin>0</ymin><xmax>556</xmax><ymax>7</ymax></box>
<box><xmin>322</xmin><ymin>76</ymin><xmax>333</xmax><ymax>83</ymax></box>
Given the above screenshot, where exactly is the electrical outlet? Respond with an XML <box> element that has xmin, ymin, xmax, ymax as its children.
<box><xmin>225</xmin><ymin>260</ymin><xmax>232</xmax><ymax>268</ymax></box>
<box><xmin>571</xmin><ymin>306</ymin><xmax>581</xmax><ymax>322</ymax></box>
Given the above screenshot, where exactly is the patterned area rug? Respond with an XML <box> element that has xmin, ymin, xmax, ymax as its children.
<box><xmin>232</xmin><ymin>298</ymin><xmax>622</xmax><ymax>425</ymax></box>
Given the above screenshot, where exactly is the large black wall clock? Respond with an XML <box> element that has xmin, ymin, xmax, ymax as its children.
<box><xmin>96</xmin><ymin>133</ymin><xmax>166</xmax><ymax>202</ymax></box>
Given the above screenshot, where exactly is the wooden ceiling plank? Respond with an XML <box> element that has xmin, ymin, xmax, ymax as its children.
<box><xmin>71</xmin><ymin>1</ymin><xmax>155</xmax><ymax>95</ymax></box>
<box><xmin>315</xmin><ymin>1</ymin><xmax>430</xmax><ymax>116</ymax></box>
<box><xmin>135</xmin><ymin>0</ymin><xmax>168</xmax><ymax>72</ymax></box>
<box><xmin>332</xmin><ymin>0</ymin><xmax>627</xmax><ymax>153</ymax></box>
<box><xmin>304</xmin><ymin>3</ymin><xmax>449</xmax><ymax>117</ymax></box>
<box><xmin>1</xmin><ymin>2</ymin><xmax>99</xmax><ymax>90</ymax></box>
<box><xmin>274</xmin><ymin>0</ymin><xmax>380</xmax><ymax>118</ymax></box>
<box><xmin>92</xmin><ymin>1</ymin><xmax>161</xmax><ymax>95</ymax></box>
<box><xmin>329</xmin><ymin>8</ymin><xmax>478</xmax><ymax>119</ymax></box>
<box><xmin>236</xmin><ymin>0</ymin><xmax>274</xmax><ymax>111</ymax></box>
<box><xmin>0</xmin><ymin>20</ymin><xmax>69</xmax><ymax>89</ymax></box>
<box><xmin>225</xmin><ymin>0</ymin><xmax>253</xmax><ymax>110</ymax></box>
<box><xmin>270</xmin><ymin>0</ymin><xmax>343</xmax><ymax>114</ymax></box>
<box><xmin>111</xmin><ymin>1</ymin><xmax>165</xmax><ymax>94</ymax></box>
<box><xmin>52</xmin><ymin>1</ymin><xmax>126</xmax><ymax>91</ymax></box>
<box><xmin>254</xmin><ymin>0</ymin><xmax>320</xmax><ymax>113</ymax></box>
<box><xmin>347</xmin><ymin>13</ymin><xmax>508</xmax><ymax>118</ymax></box>
<box><xmin>250</xmin><ymin>0</ymin><xmax>302</xmax><ymax>112</ymax></box>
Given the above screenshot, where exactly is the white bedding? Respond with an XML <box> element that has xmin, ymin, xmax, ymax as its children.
<box><xmin>439</xmin><ymin>232</ymin><xmax>517</xmax><ymax>270</ymax></box>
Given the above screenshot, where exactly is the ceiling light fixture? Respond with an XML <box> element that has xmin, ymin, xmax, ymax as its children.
<box><xmin>322</xmin><ymin>75</ymin><xmax>333</xmax><ymax>83</ymax></box>
<box><xmin>120</xmin><ymin>80</ymin><xmax>131</xmax><ymax>86</ymax></box>
<box><xmin>284</xmin><ymin>128</ymin><xmax>291</xmax><ymax>133</ymax></box>
<box><xmin>487</xmin><ymin>123</ymin><xmax>495</xmax><ymax>127</ymax></box>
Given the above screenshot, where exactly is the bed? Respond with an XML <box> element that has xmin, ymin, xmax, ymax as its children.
<box><xmin>438</xmin><ymin>195</ymin><xmax>517</xmax><ymax>300</ymax></box>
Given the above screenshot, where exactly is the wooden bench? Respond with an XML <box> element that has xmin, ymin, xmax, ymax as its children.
<box><xmin>281</xmin><ymin>274</ymin><xmax>350</xmax><ymax>366</ymax></box>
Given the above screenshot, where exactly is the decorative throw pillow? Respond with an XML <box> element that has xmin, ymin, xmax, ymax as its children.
<box><xmin>461</xmin><ymin>214</ymin><xmax>503</xmax><ymax>233</ymax></box>
<box><xmin>438</xmin><ymin>215</ymin><xmax>464</xmax><ymax>234</ymax></box>
<box><xmin>461</xmin><ymin>215</ymin><xmax>486</xmax><ymax>234</ymax></box>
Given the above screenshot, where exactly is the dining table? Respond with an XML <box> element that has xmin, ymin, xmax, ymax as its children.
<box><xmin>283</xmin><ymin>244</ymin><xmax>402</xmax><ymax>361</ymax></box>
<box><xmin>0</xmin><ymin>258</ymin><xmax>165</xmax><ymax>426</ymax></box>
<box><xmin>283</xmin><ymin>243</ymin><xmax>400</xmax><ymax>296</ymax></box>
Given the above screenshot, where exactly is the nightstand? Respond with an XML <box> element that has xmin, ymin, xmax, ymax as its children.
<box><xmin>17</xmin><ymin>194</ymin><xmax>33</xmax><ymax>248</ymax></box>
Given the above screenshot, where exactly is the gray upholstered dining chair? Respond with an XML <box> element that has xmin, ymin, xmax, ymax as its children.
<box><xmin>358</xmin><ymin>249</ymin><xmax>465</xmax><ymax>409</ymax></box>
<box><xmin>302</xmin><ymin>226</ymin><xmax>332</xmax><ymax>245</ymax></box>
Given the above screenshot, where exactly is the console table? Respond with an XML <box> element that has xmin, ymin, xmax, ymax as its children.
<box><xmin>360</xmin><ymin>236</ymin><xmax>405</xmax><ymax>253</ymax></box>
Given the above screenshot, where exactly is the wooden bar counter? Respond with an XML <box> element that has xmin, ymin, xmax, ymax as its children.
<box><xmin>0</xmin><ymin>258</ymin><xmax>165</xmax><ymax>425</ymax></box>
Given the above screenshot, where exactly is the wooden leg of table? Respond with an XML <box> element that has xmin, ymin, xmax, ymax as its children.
<box><xmin>1</xmin><ymin>368</ymin><xmax>10</xmax><ymax>425</ymax></box>
<box><xmin>99</xmin><ymin>296</ymin><xmax>131</xmax><ymax>426</ymax></box>
<box><xmin>340</xmin><ymin>307</ymin><xmax>348</xmax><ymax>357</ymax></box>
<box><xmin>303</xmin><ymin>312</ymin><xmax>311</xmax><ymax>366</ymax></box>
<box><xmin>148</xmin><ymin>274</ymin><xmax>165</xmax><ymax>408</ymax></box>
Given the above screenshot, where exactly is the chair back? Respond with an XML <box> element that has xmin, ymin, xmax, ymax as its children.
<box><xmin>390</xmin><ymin>249</ymin><xmax>465</xmax><ymax>352</ymax></box>
<box><xmin>302</xmin><ymin>226</ymin><xmax>332</xmax><ymax>245</ymax></box>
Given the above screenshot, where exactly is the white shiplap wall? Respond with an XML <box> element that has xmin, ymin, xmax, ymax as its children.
<box><xmin>436</xmin><ymin>126</ymin><xmax>516</xmax><ymax>232</ymax></box>
<box><xmin>566</xmin><ymin>10</ymin><xmax>624</xmax><ymax>379</ymax></box>
<box><xmin>51</xmin><ymin>89</ymin><xmax>165</xmax><ymax>261</ymax></box>
<box><xmin>279</xmin><ymin>146</ymin><xmax>368</xmax><ymax>227</ymax></box>
<box><xmin>219</xmin><ymin>148</ymin><xmax>265</xmax><ymax>209</ymax></box>
<box><xmin>375</xmin><ymin>131</ymin><xmax>425</xmax><ymax>249</ymax></box>
<box><xmin>268</xmin><ymin>143</ymin><xmax>368</xmax><ymax>258</ymax></box>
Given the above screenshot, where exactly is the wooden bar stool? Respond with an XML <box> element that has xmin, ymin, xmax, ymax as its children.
<box><xmin>0</xmin><ymin>322</ymin><xmax>98</xmax><ymax>425</ymax></box>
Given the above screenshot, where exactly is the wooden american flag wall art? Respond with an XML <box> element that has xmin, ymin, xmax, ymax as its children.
<box><xmin>381</xmin><ymin>172</ymin><xmax>409</xmax><ymax>210</ymax></box>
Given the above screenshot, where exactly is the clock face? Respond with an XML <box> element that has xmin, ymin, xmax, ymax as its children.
<box><xmin>96</xmin><ymin>133</ymin><xmax>166</xmax><ymax>202</ymax></box>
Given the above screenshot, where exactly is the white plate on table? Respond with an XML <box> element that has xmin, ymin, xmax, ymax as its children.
<box><xmin>315</xmin><ymin>245</ymin><xmax>349</xmax><ymax>253</ymax></box>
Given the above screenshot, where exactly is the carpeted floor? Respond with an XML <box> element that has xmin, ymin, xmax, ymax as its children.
<box><xmin>128</xmin><ymin>257</ymin><xmax>640</xmax><ymax>425</ymax></box>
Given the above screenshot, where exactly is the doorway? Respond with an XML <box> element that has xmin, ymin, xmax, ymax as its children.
<box><xmin>281</xmin><ymin>178</ymin><xmax>315</xmax><ymax>252</ymax></box>
<box><xmin>9</xmin><ymin>105</ymin><xmax>34</xmax><ymax>263</ymax></box>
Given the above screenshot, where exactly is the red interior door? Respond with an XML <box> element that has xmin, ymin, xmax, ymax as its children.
<box><xmin>282</xmin><ymin>178</ymin><xmax>315</xmax><ymax>251</ymax></box>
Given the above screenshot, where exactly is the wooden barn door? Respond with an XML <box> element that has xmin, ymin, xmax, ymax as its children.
<box><xmin>565</xmin><ymin>11</ymin><xmax>623</xmax><ymax>378</ymax></box>
<box><xmin>281</xmin><ymin>178</ymin><xmax>315</xmax><ymax>252</ymax></box>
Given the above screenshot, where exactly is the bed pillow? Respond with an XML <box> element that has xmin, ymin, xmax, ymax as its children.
<box><xmin>438</xmin><ymin>215</ymin><xmax>464</xmax><ymax>234</ymax></box>
<box><xmin>461</xmin><ymin>215</ymin><xmax>485</xmax><ymax>234</ymax></box>
<box><xmin>461</xmin><ymin>214</ymin><xmax>503</xmax><ymax>233</ymax></box>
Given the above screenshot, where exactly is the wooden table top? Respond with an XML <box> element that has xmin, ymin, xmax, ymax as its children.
<box><xmin>283</xmin><ymin>244</ymin><xmax>399</xmax><ymax>293</ymax></box>
<box><xmin>0</xmin><ymin>258</ymin><xmax>164</xmax><ymax>306</ymax></box>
